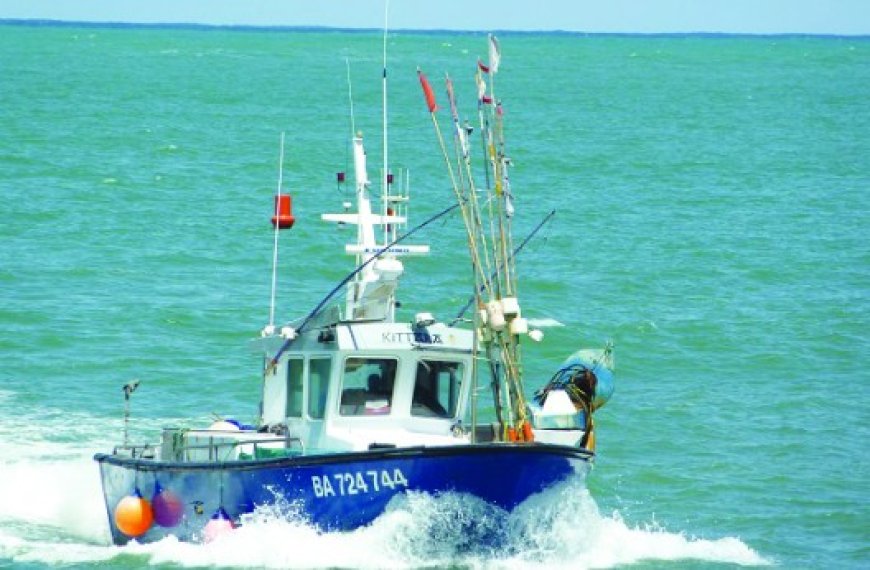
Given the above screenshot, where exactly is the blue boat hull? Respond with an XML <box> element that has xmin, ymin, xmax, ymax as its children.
<box><xmin>95</xmin><ymin>443</ymin><xmax>592</xmax><ymax>545</ymax></box>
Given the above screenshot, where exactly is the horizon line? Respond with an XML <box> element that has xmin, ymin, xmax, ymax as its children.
<box><xmin>2</xmin><ymin>18</ymin><xmax>868</xmax><ymax>38</ymax></box>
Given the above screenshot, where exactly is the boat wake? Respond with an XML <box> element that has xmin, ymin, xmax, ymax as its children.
<box><xmin>0</xmin><ymin>451</ymin><xmax>770</xmax><ymax>569</ymax></box>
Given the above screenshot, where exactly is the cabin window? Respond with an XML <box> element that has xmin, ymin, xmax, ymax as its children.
<box><xmin>412</xmin><ymin>360</ymin><xmax>462</xmax><ymax>418</ymax></box>
<box><xmin>308</xmin><ymin>357</ymin><xmax>332</xmax><ymax>419</ymax></box>
<box><xmin>340</xmin><ymin>357</ymin><xmax>397</xmax><ymax>416</ymax></box>
<box><xmin>286</xmin><ymin>358</ymin><xmax>304</xmax><ymax>417</ymax></box>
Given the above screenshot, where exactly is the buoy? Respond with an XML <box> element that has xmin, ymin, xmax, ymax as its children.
<box><xmin>271</xmin><ymin>194</ymin><xmax>296</xmax><ymax>229</ymax></box>
<box><xmin>208</xmin><ymin>419</ymin><xmax>240</xmax><ymax>431</ymax></box>
<box><xmin>500</xmin><ymin>296</ymin><xmax>520</xmax><ymax>317</ymax></box>
<box><xmin>522</xmin><ymin>420</ymin><xmax>534</xmax><ymax>442</ymax></box>
<box><xmin>486</xmin><ymin>299</ymin><xmax>506</xmax><ymax>332</ymax></box>
<box><xmin>203</xmin><ymin>507</ymin><xmax>235</xmax><ymax>543</ymax></box>
<box><xmin>152</xmin><ymin>482</ymin><xmax>183</xmax><ymax>528</ymax></box>
<box><xmin>114</xmin><ymin>488</ymin><xmax>154</xmax><ymax>537</ymax></box>
<box><xmin>509</xmin><ymin>316</ymin><xmax>529</xmax><ymax>336</ymax></box>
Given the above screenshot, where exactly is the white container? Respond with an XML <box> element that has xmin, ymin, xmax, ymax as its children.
<box><xmin>374</xmin><ymin>258</ymin><xmax>404</xmax><ymax>281</ymax></box>
<box><xmin>510</xmin><ymin>316</ymin><xmax>529</xmax><ymax>335</ymax></box>
<box><xmin>500</xmin><ymin>296</ymin><xmax>520</xmax><ymax>317</ymax></box>
<box><xmin>415</xmin><ymin>312</ymin><xmax>435</xmax><ymax>326</ymax></box>
<box><xmin>486</xmin><ymin>299</ymin><xmax>506</xmax><ymax>331</ymax></box>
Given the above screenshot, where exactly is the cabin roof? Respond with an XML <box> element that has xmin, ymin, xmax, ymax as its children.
<box><xmin>252</xmin><ymin>321</ymin><xmax>474</xmax><ymax>356</ymax></box>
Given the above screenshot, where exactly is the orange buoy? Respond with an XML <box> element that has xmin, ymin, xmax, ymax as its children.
<box><xmin>271</xmin><ymin>194</ymin><xmax>296</xmax><ymax>229</ymax></box>
<box><xmin>506</xmin><ymin>426</ymin><xmax>518</xmax><ymax>442</ymax></box>
<box><xmin>522</xmin><ymin>420</ymin><xmax>534</xmax><ymax>442</ymax></box>
<box><xmin>114</xmin><ymin>489</ymin><xmax>154</xmax><ymax>537</ymax></box>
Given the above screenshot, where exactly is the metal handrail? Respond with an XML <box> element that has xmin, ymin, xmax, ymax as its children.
<box><xmin>114</xmin><ymin>435</ymin><xmax>304</xmax><ymax>462</ymax></box>
<box><xmin>112</xmin><ymin>443</ymin><xmax>157</xmax><ymax>458</ymax></box>
<box><xmin>176</xmin><ymin>435</ymin><xmax>305</xmax><ymax>462</ymax></box>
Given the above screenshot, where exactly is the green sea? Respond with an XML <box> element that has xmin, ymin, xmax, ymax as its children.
<box><xmin>0</xmin><ymin>22</ymin><xmax>867</xmax><ymax>569</ymax></box>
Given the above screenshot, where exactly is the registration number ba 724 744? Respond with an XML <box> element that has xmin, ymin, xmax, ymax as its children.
<box><xmin>310</xmin><ymin>468</ymin><xmax>409</xmax><ymax>498</ymax></box>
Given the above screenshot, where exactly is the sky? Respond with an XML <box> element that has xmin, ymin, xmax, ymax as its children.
<box><xmin>1</xmin><ymin>0</ymin><xmax>868</xmax><ymax>35</ymax></box>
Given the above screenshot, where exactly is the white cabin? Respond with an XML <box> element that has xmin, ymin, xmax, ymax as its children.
<box><xmin>254</xmin><ymin>320</ymin><xmax>476</xmax><ymax>453</ymax></box>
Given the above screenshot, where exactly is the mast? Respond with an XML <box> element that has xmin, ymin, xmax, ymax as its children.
<box><xmin>382</xmin><ymin>0</ymin><xmax>390</xmax><ymax>249</ymax></box>
<box><xmin>321</xmin><ymin>17</ymin><xmax>428</xmax><ymax>322</ymax></box>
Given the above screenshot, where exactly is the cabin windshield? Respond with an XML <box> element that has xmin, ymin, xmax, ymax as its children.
<box><xmin>308</xmin><ymin>357</ymin><xmax>332</xmax><ymax>419</ymax></box>
<box><xmin>339</xmin><ymin>357</ymin><xmax>397</xmax><ymax>416</ymax></box>
<box><xmin>412</xmin><ymin>360</ymin><xmax>462</xmax><ymax>418</ymax></box>
<box><xmin>287</xmin><ymin>358</ymin><xmax>304</xmax><ymax>417</ymax></box>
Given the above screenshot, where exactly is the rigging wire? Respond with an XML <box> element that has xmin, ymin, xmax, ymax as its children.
<box><xmin>268</xmin><ymin>132</ymin><xmax>286</xmax><ymax>329</ymax></box>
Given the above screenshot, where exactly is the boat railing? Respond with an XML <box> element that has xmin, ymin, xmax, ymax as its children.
<box><xmin>163</xmin><ymin>435</ymin><xmax>305</xmax><ymax>462</ymax></box>
<box><xmin>112</xmin><ymin>443</ymin><xmax>158</xmax><ymax>459</ymax></box>
<box><xmin>113</xmin><ymin>433</ymin><xmax>304</xmax><ymax>462</ymax></box>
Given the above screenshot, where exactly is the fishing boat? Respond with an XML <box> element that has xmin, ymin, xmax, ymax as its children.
<box><xmin>94</xmin><ymin>34</ymin><xmax>614</xmax><ymax>546</ymax></box>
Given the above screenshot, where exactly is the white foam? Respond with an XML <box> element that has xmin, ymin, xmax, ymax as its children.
<box><xmin>526</xmin><ymin>318</ymin><xmax>565</xmax><ymax>328</ymax></box>
<box><xmin>0</xmin><ymin>409</ymin><xmax>123</xmax><ymax>546</ymax></box>
<box><xmin>0</xmin><ymin>455</ymin><xmax>111</xmax><ymax>544</ymax></box>
<box><xmin>497</xmin><ymin>481</ymin><xmax>770</xmax><ymax>569</ymax></box>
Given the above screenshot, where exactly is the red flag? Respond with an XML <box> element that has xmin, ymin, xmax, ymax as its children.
<box><xmin>477</xmin><ymin>58</ymin><xmax>490</xmax><ymax>74</ymax></box>
<box><xmin>417</xmin><ymin>69</ymin><xmax>438</xmax><ymax>113</ymax></box>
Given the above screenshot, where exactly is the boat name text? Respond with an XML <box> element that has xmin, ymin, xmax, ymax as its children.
<box><xmin>311</xmin><ymin>468</ymin><xmax>409</xmax><ymax>498</ymax></box>
<box><xmin>382</xmin><ymin>332</ymin><xmax>443</xmax><ymax>344</ymax></box>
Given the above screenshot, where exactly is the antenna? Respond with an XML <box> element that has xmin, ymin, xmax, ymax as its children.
<box><xmin>381</xmin><ymin>0</ymin><xmax>390</xmax><ymax>246</ymax></box>
<box><xmin>122</xmin><ymin>379</ymin><xmax>140</xmax><ymax>448</ymax></box>
<box><xmin>267</xmin><ymin>132</ymin><xmax>286</xmax><ymax>332</ymax></box>
<box><xmin>345</xmin><ymin>58</ymin><xmax>355</xmax><ymax>137</ymax></box>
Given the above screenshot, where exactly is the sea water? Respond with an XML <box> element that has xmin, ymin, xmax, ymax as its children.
<box><xmin>0</xmin><ymin>23</ymin><xmax>867</xmax><ymax>568</ymax></box>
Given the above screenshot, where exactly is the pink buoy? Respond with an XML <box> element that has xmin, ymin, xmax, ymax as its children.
<box><xmin>203</xmin><ymin>507</ymin><xmax>235</xmax><ymax>543</ymax></box>
<box><xmin>152</xmin><ymin>482</ymin><xmax>184</xmax><ymax>528</ymax></box>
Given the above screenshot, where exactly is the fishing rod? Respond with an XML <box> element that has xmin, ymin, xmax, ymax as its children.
<box><xmin>266</xmin><ymin>201</ymin><xmax>460</xmax><ymax>371</ymax></box>
<box><xmin>445</xmin><ymin>73</ymin><xmax>496</xmax><ymax>298</ymax></box>
<box><xmin>451</xmin><ymin>208</ymin><xmax>556</xmax><ymax>325</ymax></box>
<box><xmin>418</xmin><ymin>68</ymin><xmax>492</xmax><ymax>297</ymax></box>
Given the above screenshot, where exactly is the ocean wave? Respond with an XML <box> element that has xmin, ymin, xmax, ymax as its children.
<box><xmin>0</xmin><ymin>469</ymin><xmax>769</xmax><ymax>568</ymax></box>
<box><xmin>526</xmin><ymin>318</ymin><xmax>566</xmax><ymax>328</ymax></box>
